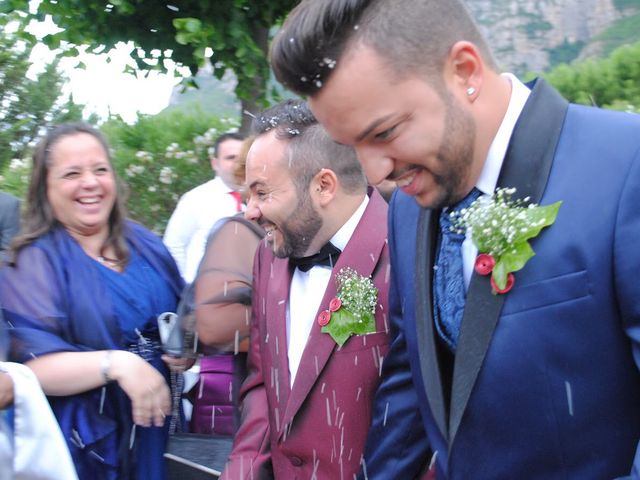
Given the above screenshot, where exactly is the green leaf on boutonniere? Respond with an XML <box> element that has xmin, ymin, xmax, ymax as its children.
<box><xmin>321</xmin><ymin>308</ymin><xmax>376</xmax><ymax>347</ymax></box>
<box><xmin>320</xmin><ymin>267</ymin><xmax>378</xmax><ymax>347</ymax></box>
<box><xmin>493</xmin><ymin>240</ymin><xmax>535</xmax><ymax>289</ymax></box>
<box><xmin>452</xmin><ymin>188</ymin><xmax>562</xmax><ymax>292</ymax></box>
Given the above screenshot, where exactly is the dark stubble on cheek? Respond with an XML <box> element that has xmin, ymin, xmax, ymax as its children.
<box><xmin>274</xmin><ymin>189</ymin><xmax>322</xmax><ymax>259</ymax></box>
<box><xmin>431</xmin><ymin>94</ymin><xmax>476</xmax><ymax>209</ymax></box>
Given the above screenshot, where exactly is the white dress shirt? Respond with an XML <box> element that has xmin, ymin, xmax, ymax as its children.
<box><xmin>460</xmin><ymin>73</ymin><xmax>532</xmax><ymax>289</ymax></box>
<box><xmin>163</xmin><ymin>176</ymin><xmax>242</xmax><ymax>283</ymax></box>
<box><xmin>286</xmin><ymin>195</ymin><xmax>369</xmax><ymax>387</ymax></box>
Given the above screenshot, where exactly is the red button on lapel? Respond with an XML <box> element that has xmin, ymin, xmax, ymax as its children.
<box><xmin>318</xmin><ymin>310</ymin><xmax>331</xmax><ymax>326</ymax></box>
<box><xmin>491</xmin><ymin>272</ymin><xmax>515</xmax><ymax>294</ymax></box>
<box><xmin>474</xmin><ymin>253</ymin><xmax>495</xmax><ymax>275</ymax></box>
<box><xmin>329</xmin><ymin>297</ymin><xmax>342</xmax><ymax>312</ymax></box>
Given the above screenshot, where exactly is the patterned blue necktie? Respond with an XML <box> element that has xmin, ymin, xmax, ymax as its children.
<box><xmin>433</xmin><ymin>188</ymin><xmax>481</xmax><ymax>352</ymax></box>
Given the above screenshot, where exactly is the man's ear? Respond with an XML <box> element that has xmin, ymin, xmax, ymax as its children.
<box><xmin>312</xmin><ymin>168</ymin><xmax>338</xmax><ymax>207</ymax></box>
<box><xmin>210</xmin><ymin>156</ymin><xmax>218</xmax><ymax>172</ymax></box>
<box><xmin>446</xmin><ymin>40</ymin><xmax>484</xmax><ymax>101</ymax></box>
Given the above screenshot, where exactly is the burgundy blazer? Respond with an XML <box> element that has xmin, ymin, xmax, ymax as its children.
<box><xmin>221</xmin><ymin>189</ymin><xmax>390</xmax><ymax>479</ymax></box>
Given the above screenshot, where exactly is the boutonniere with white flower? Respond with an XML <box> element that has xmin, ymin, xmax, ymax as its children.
<box><xmin>451</xmin><ymin>187</ymin><xmax>562</xmax><ymax>294</ymax></box>
<box><xmin>317</xmin><ymin>267</ymin><xmax>378</xmax><ymax>347</ymax></box>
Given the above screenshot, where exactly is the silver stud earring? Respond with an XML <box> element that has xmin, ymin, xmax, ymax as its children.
<box><xmin>466</xmin><ymin>86</ymin><xmax>476</xmax><ymax>96</ymax></box>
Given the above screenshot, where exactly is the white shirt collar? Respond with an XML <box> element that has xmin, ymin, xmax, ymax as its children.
<box><xmin>328</xmin><ymin>194</ymin><xmax>369</xmax><ymax>251</ymax></box>
<box><xmin>475</xmin><ymin>73</ymin><xmax>531</xmax><ymax>196</ymax></box>
<box><xmin>461</xmin><ymin>74</ymin><xmax>531</xmax><ymax>290</ymax></box>
<box><xmin>286</xmin><ymin>193</ymin><xmax>369</xmax><ymax>387</ymax></box>
<box><xmin>212</xmin><ymin>175</ymin><xmax>235</xmax><ymax>193</ymax></box>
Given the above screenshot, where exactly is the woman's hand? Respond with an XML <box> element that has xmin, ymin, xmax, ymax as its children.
<box><xmin>109</xmin><ymin>350</ymin><xmax>170</xmax><ymax>428</ymax></box>
<box><xmin>161</xmin><ymin>354</ymin><xmax>196</xmax><ymax>373</ymax></box>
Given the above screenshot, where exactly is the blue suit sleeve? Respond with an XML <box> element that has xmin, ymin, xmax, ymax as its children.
<box><xmin>359</xmin><ymin>192</ymin><xmax>430</xmax><ymax>479</ymax></box>
<box><xmin>616</xmin><ymin>147</ymin><xmax>640</xmax><ymax>479</ymax></box>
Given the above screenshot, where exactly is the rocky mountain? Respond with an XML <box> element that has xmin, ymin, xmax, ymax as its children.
<box><xmin>165</xmin><ymin>63</ymin><xmax>240</xmax><ymax>118</ymax></box>
<box><xmin>168</xmin><ymin>0</ymin><xmax>640</xmax><ymax>115</ymax></box>
<box><xmin>467</xmin><ymin>0</ymin><xmax>640</xmax><ymax>74</ymax></box>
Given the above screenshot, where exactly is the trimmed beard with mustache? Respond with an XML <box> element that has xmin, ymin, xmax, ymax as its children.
<box><xmin>272</xmin><ymin>188</ymin><xmax>323</xmax><ymax>259</ymax></box>
<box><xmin>429</xmin><ymin>90</ymin><xmax>477</xmax><ymax>209</ymax></box>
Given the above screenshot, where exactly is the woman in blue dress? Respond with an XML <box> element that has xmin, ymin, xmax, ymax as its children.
<box><xmin>0</xmin><ymin>123</ymin><xmax>189</xmax><ymax>479</ymax></box>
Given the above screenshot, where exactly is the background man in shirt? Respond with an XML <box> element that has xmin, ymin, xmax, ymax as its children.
<box><xmin>221</xmin><ymin>99</ymin><xmax>391</xmax><ymax>479</ymax></box>
<box><xmin>164</xmin><ymin>132</ymin><xmax>244</xmax><ymax>283</ymax></box>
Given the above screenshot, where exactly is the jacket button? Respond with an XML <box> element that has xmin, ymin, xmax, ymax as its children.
<box><xmin>290</xmin><ymin>456</ymin><xmax>303</xmax><ymax>466</ymax></box>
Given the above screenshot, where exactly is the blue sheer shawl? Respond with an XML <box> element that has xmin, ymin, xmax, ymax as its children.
<box><xmin>0</xmin><ymin>221</ymin><xmax>184</xmax><ymax>479</ymax></box>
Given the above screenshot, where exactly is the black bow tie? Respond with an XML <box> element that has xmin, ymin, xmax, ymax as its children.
<box><xmin>289</xmin><ymin>242</ymin><xmax>341</xmax><ymax>272</ymax></box>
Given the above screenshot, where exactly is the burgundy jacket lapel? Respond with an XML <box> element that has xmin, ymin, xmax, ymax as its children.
<box><xmin>264</xmin><ymin>256</ymin><xmax>294</xmax><ymax>424</ymax></box>
<box><xmin>279</xmin><ymin>189</ymin><xmax>388</xmax><ymax>438</ymax></box>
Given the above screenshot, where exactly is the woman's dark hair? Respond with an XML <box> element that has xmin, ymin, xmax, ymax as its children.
<box><xmin>9</xmin><ymin>122</ymin><xmax>129</xmax><ymax>265</ymax></box>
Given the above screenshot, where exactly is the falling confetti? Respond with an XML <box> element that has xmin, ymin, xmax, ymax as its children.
<box><xmin>565</xmin><ymin>380</ymin><xmax>574</xmax><ymax>416</ymax></box>
<box><xmin>129</xmin><ymin>425</ymin><xmax>136</xmax><ymax>450</ymax></box>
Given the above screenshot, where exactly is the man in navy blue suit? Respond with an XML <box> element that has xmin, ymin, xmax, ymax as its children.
<box><xmin>270</xmin><ymin>0</ymin><xmax>640</xmax><ymax>478</ymax></box>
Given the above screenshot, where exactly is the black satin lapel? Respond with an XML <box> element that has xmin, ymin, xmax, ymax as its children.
<box><xmin>448</xmin><ymin>79</ymin><xmax>569</xmax><ymax>446</ymax></box>
<box><xmin>415</xmin><ymin>207</ymin><xmax>448</xmax><ymax>440</ymax></box>
<box><xmin>495</xmin><ymin>79</ymin><xmax>569</xmax><ymax>202</ymax></box>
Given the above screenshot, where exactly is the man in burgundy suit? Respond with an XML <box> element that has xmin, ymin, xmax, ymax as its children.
<box><xmin>220</xmin><ymin>100</ymin><xmax>390</xmax><ymax>479</ymax></box>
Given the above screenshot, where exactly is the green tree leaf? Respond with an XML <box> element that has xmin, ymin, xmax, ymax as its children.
<box><xmin>8</xmin><ymin>0</ymin><xmax>299</xmax><ymax>133</ymax></box>
<box><xmin>0</xmin><ymin>32</ymin><xmax>84</xmax><ymax>174</ymax></box>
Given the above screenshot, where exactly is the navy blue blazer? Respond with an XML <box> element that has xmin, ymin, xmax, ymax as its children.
<box><xmin>361</xmin><ymin>79</ymin><xmax>640</xmax><ymax>479</ymax></box>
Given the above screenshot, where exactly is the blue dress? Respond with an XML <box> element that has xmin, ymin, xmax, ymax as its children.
<box><xmin>0</xmin><ymin>222</ymin><xmax>185</xmax><ymax>480</ymax></box>
<box><xmin>97</xmin><ymin>247</ymin><xmax>176</xmax><ymax>479</ymax></box>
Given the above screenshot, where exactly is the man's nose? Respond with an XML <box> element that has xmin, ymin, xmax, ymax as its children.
<box><xmin>244</xmin><ymin>196</ymin><xmax>261</xmax><ymax>222</ymax></box>
<box><xmin>354</xmin><ymin>144</ymin><xmax>394</xmax><ymax>186</ymax></box>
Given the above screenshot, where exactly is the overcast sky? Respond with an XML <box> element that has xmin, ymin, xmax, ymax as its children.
<box><xmin>25</xmin><ymin>14</ymin><xmax>188</xmax><ymax>123</ymax></box>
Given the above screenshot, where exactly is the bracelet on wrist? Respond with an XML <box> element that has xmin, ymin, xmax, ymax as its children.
<box><xmin>101</xmin><ymin>350</ymin><xmax>114</xmax><ymax>383</ymax></box>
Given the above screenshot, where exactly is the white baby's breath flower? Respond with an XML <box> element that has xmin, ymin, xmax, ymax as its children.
<box><xmin>336</xmin><ymin>267</ymin><xmax>378</xmax><ymax>318</ymax></box>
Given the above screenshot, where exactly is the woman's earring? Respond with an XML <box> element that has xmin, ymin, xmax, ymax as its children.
<box><xmin>466</xmin><ymin>86</ymin><xmax>476</xmax><ymax>96</ymax></box>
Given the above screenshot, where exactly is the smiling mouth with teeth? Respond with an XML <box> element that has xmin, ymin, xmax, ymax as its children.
<box><xmin>78</xmin><ymin>198</ymin><xmax>100</xmax><ymax>205</ymax></box>
<box><xmin>393</xmin><ymin>169</ymin><xmax>418</xmax><ymax>188</ymax></box>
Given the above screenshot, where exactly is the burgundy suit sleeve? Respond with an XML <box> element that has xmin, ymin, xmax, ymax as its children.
<box><xmin>220</xmin><ymin>248</ymin><xmax>273</xmax><ymax>480</ymax></box>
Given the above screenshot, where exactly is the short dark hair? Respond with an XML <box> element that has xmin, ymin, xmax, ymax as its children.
<box><xmin>213</xmin><ymin>132</ymin><xmax>244</xmax><ymax>158</ymax></box>
<box><xmin>252</xmin><ymin>99</ymin><xmax>366</xmax><ymax>194</ymax></box>
<box><xmin>271</xmin><ymin>0</ymin><xmax>497</xmax><ymax>96</ymax></box>
<box><xmin>10</xmin><ymin>122</ymin><xmax>129</xmax><ymax>265</ymax></box>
